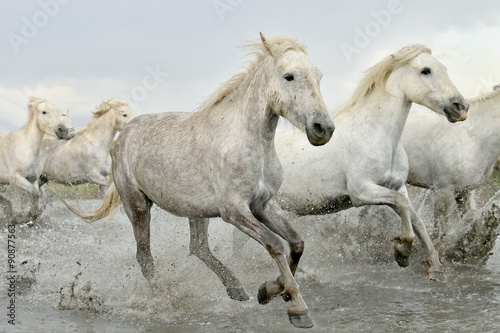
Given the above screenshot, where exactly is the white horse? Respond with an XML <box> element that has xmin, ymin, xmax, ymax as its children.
<box><xmin>39</xmin><ymin>99</ymin><xmax>134</xmax><ymax>193</ymax></box>
<box><xmin>0</xmin><ymin>97</ymin><xmax>70</xmax><ymax>221</ymax></box>
<box><xmin>275</xmin><ymin>45</ymin><xmax>468</xmax><ymax>282</ymax></box>
<box><xmin>403</xmin><ymin>86</ymin><xmax>500</xmax><ymax>232</ymax></box>
<box><xmin>65</xmin><ymin>34</ymin><xmax>334</xmax><ymax>328</ymax></box>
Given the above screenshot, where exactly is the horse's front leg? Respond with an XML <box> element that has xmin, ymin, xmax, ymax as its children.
<box><xmin>188</xmin><ymin>217</ymin><xmax>249</xmax><ymax>301</ymax></box>
<box><xmin>351</xmin><ymin>183</ymin><xmax>446</xmax><ymax>282</ymax></box>
<box><xmin>12</xmin><ymin>173</ymin><xmax>41</xmax><ymax>221</ymax></box>
<box><xmin>221</xmin><ymin>203</ymin><xmax>313</xmax><ymax>328</ymax></box>
<box><xmin>408</xmin><ymin>206</ymin><xmax>446</xmax><ymax>282</ymax></box>
<box><xmin>254</xmin><ymin>199</ymin><xmax>304</xmax><ymax>304</ymax></box>
<box><xmin>87</xmin><ymin>172</ymin><xmax>112</xmax><ymax>188</ymax></box>
<box><xmin>350</xmin><ymin>183</ymin><xmax>415</xmax><ymax>268</ymax></box>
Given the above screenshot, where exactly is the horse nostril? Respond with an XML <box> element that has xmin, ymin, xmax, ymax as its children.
<box><xmin>56</xmin><ymin>125</ymin><xmax>69</xmax><ymax>138</ymax></box>
<box><xmin>313</xmin><ymin>123</ymin><xmax>325</xmax><ymax>137</ymax></box>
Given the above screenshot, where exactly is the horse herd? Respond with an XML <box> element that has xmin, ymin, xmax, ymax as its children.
<box><xmin>2</xmin><ymin>33</ymin><xmax>499</xmax><ymax>328</ymax></box>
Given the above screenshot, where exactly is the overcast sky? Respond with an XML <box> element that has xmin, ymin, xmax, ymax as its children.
<box><xmin>1</xmin><ymin>0</ymin><xmax>500</xmax><ymax>132</ymax></box>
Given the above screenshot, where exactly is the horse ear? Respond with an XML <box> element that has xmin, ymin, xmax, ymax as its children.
<box><xmin>260</xmin><ymin>32</ymin><xmax>274</xmax><ymax>57</ymax></box>
<box><xmin>64</xmin><ymin>108</ymin><xmax>69</xmax><ymax>115</ymax></box>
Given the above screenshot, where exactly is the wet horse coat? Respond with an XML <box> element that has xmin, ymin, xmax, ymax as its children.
<box><xmin>68</xmin><ymin>34</ymin><xmax>334</xmax><ymax>328</ymax></box>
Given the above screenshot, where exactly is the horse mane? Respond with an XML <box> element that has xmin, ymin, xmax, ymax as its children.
<box><xmin>468</xmin><ymin>85</ymin><xmax>500</xmax><ymax>104</ymax></box>
<box><xmin>196</xmin><ymin>34</ymin><xmax>308</xmax><ymax>113</ymax></box>
<box><xmin>334</xmin><ymin>44</ymin><xmax>432</xmax><ymax>118</ymax></box>
<box><xmin>93</xmin><ymin>98</ymin><xmax>128</xmax><ymax>118</ymax></box>
<box><xmin>77</xmin><ymin>99</ymin><xmax>128</xmax><ymax>135</ymax></box>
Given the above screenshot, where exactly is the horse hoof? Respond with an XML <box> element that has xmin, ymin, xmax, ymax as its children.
<box><xmin>288</xmin><ymin>310</ymin><xmax>314</xmax><ymax>329</ymax></box>
<box><xmin>227</xmin><ymin>287</ymin><xmax>249</xmax><ymax>301</ymax></box>
<box><xmin>257</xmin><ymin>282</ymin><xmax>273</xmax><ymax>305</ymax></box>
<box><xmin>394</xmin><ymin>250</ymin><xmax>410</xmax><ymax>267</ymax></box>
<box><xmin>428</xmin><ymin>271</ymin><xmax>447</xmax><ymax>283</ymax></box>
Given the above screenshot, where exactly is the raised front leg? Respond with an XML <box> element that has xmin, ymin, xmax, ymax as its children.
<box><xmin>87</xmin><ymin>171</ymin><xmax>112</xmax><ymax>188</ymax></box>
<box><xmin>349</xmin><ymin>183</ymin><xmax>445</xmax><ymax>282</ymax></box>
<box><xmin>189</xmin><ymin>217</ymin><xmax>249</xmax><ymax>301</ymax></box>
<box><xmin>221</xmin><ymin>202</ymin><xmax>313</xmax><ymax>329</ymax></box>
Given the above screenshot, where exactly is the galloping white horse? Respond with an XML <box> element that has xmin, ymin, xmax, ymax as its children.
<box><xmin>39</xmin><ymin>99</ymin><xmax>134</xmax><ymax>192</ymax></box>
<box><xmin>403</xmin><ymin>86</ymin><xmax>500</xmax><ymax>230</ymax></box>
<box><xmin>66</xmin><ymin>34</ymin><xmax>334</xmax><ymax>328</ymax></box>
<box><xmin>0</xmin><ymin>97</ymin><xmax>70</xmax><ymax>221</ymax></box>
<box><xmin>275</xmin><ymin>45</ymin><xmax>468</xmax><ymax>282</ymax></box>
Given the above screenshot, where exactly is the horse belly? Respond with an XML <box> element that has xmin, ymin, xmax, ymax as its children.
<box><xmin>151</xmin><ymin>189</ymin><xmax>220</xmax><ymax>218</ymax></box>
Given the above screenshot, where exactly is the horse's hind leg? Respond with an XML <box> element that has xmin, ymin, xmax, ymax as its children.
<box><xmin>189</xmin><ymin>218</ymin><xmax>249</xmax><ymax>301</ymax></box>
<box><xmin>120</xmin><ymin>189</ymin><xmax>155</xmax><ymax>282</ymax></box>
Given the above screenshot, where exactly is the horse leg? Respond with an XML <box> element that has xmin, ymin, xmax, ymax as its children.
<box><xmin>0</xmin><ymin>194</ymin><xmax>15</xmax><ymax>222</ymax></box>
<box><xmin>11</xmin><ymin>174</ymin><xmax>42</xmax><ymax>222</ymax></box>
<box><xmin>120</xmin><ymin>189</ymin><xmax>155</xmax><ymax>282</ymax></box>
<box><xmin>28</xmin><ymin>192</ymin><xmax>42</xmax><ymax>221</ymax></box>
<box><xmin>87</xmin><ymin>172</ymin><xmax>112</xmax><ymax>197</ymax></box>
<box><xmin>455</xmin><ymin>189</ymin><xmax>475</xmax><ymax>217</ymax></box>
<box><xmin>433</xmin><ymin>190</ymin><xmax>456</xmax><ymax>240</ymax></box>
<box><xmin>221</xmin><ymin>203</ymin><xmax>313</xmax><ymax>328</ymax></box>
<box><xmin>349</xmin><ymin>183</ymin><xmax>416</xmax><ymax>268</ymax></box>
<box><xmin>397</xmin><ymin>187</ymin><xmax>446</xmax><ymax>282</ymax></box>
<box><xmin>189</xmin><ymin>218</ymin><xmax>249</xmax><ymax>301</ymax></box>
<box><xmin>254</xmin><ymin>199</ymin><xmax>304</xmax><ymax>305</ymax></box>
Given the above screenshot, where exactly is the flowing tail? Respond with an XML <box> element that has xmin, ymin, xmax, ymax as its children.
<box><xmin>55</xmin><ymin>183</ymin><xmax>122</xmax><ymax>224</ymax></box>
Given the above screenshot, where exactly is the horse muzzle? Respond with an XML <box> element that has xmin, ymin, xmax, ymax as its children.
<box><xmin>305</xmin><ymin>115</ymin><xmax>335</xmax><ymax>146</ymax></box>
<box><xmin>54</xmin><ymin>124</ymin><xmax>70</xmax><ymax>140</ymax></box>
<box><xmin>443</xmin><ymin>97</ymin><xmax>468</xmax><ymax>123</ymax></box>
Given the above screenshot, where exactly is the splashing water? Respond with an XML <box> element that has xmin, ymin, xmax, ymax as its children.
<box><xmin>1</xmin><ymin>190</ymin><xmax>499</xmax><ymax>332</ymax></box>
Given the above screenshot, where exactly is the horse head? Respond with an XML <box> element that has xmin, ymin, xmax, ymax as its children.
<box><xmin>390</xmin><ymin>46</ymin><xmax>469</xmax><ymax>123</ymax></box>
<box><xmin>29</xmin><ymin>97</ymin><xmax>70</xmax><ymax>139</ymax></box>
<box><xmin>260</xmin><ymin>33</ymin><xmax>334</xmax><ymax>146</ymax></box>
<box><xmin>98</xmin><ymin>99</ymin><xmax>135</xmax><ymax>131</ymax></box>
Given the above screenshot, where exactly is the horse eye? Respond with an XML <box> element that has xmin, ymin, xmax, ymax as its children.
<box><xmin>284</xmin><ymin>73</ymin><xmax>294</xmax><ymax>81</ymax></box>
<box><xmin>42</xmin><ymin>111</ymin><xmax>47</xmax><ymax>115</ymax></box>
<box><xmin>421</xmin><ymin>67</ymin><xmax>431</xmax><ymax>75</ymax></box>
<box><xmin>123</xmin><ymin>114</ymin><xmax>128</xmax><ymax>117</ymax></box>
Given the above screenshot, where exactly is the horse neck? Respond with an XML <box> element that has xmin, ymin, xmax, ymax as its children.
<box><xmin>19</xmin><ymin>113</ymin><xmax>45</xmax><ymax>155</ymax></box>
<box><xmin>359</xmin><ymin>87</ymin><xmax>412</xmax><ymax>141</ymax></box>
<box><xmin>200</xmin><ymin>63</ymin><xmax>279</xmax><ymax>148</ymax></box>
<box><xmin>81</xmin><ymin>111</ymin><xmax>118</xmax><ymax>147</ymax></box>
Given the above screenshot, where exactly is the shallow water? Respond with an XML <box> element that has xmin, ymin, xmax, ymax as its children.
<box><xmin>1</xmin><ymin>200</ymin><xmax>499</xmax><ymax>333</ymax></box>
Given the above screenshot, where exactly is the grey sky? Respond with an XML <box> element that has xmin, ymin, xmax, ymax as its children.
<box><xmin>1</xmin><ymin>0</ymin><xmax>500</xmax><ymax>132</ymax></box>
